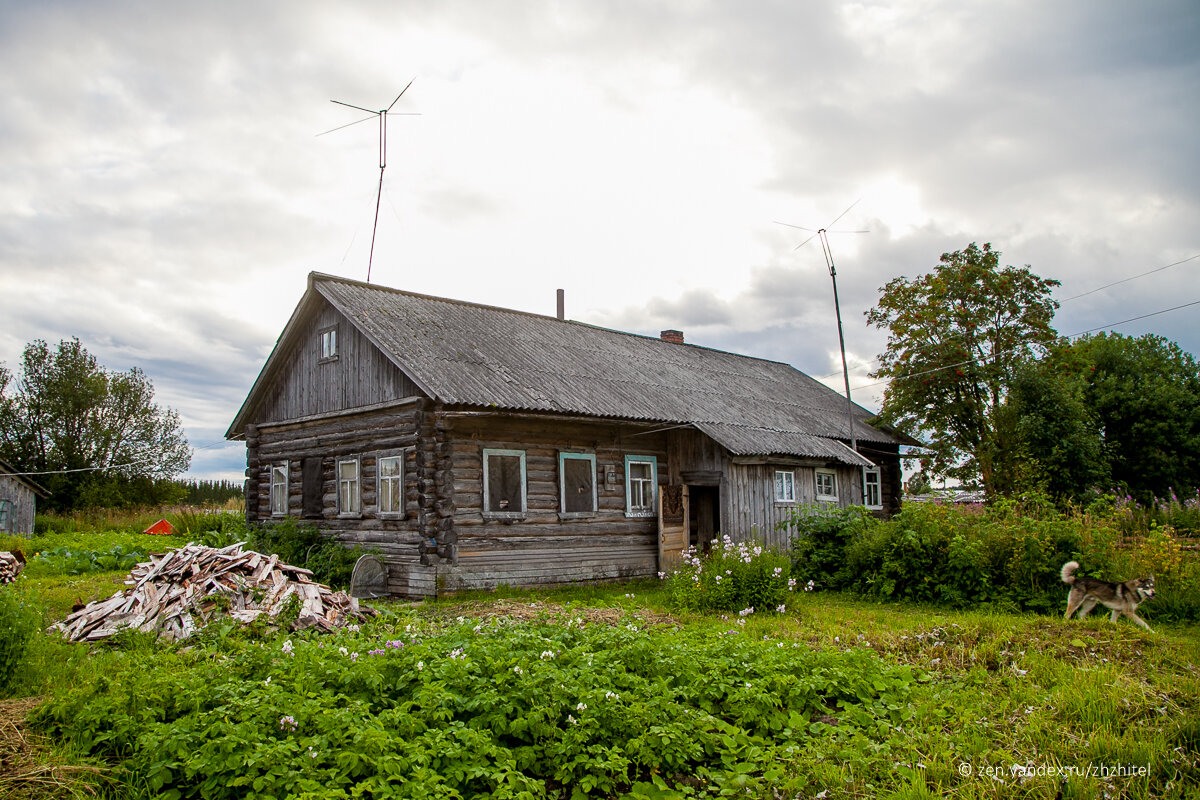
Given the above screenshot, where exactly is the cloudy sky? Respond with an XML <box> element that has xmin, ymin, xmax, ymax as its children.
<box><xmin>2</xmin><ymin>0</ymin><xmax>1197</xmax><ymax>481</ymax></box>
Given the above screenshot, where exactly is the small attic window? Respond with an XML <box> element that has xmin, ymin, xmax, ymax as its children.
<box><xmin>319</xmin><ymin>325</ymin><xmax>338</xmax><ymax>362</ymax></box>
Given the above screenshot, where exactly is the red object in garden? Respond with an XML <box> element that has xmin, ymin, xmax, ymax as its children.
<box><xmin>143</xmin><ymin>519</ymin><xmax>176</xmax><ymax>536</ymax></box>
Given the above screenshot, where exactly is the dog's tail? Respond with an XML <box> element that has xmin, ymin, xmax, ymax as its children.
<box><xmin>1061</xmin><ymin>561</ymin><xmax>1080</xmax><ymax>585</ymax></box>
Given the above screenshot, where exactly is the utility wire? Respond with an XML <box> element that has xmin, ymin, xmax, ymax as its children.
<box><xmin>1059</xmin><ymin>252</ymin><xmax>1200</xmax><ymax>302</ymax></box>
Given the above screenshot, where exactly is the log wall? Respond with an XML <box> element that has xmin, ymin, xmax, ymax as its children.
<box><xmin>438</xmin><ymin>413</ymin><xmax>667</xmax><ymax>592</ymax></box>
<box><xmin>246</xmin><ymin>399</ymin><xmax>448</xmax><ymax>597</ymax></box>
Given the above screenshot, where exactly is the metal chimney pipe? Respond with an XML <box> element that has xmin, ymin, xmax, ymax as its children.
<box><xmin>556</xmin><ymin>288</ymin><xmax>565</xmax><ymax>321</ymax></box>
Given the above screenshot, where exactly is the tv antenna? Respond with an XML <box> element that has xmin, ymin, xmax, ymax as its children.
<box><xmin>319</xmin><ymin>79</ymin><xmax>419</xmax><ymax>283</ymax></box>
<box><xmin>774</xmin><ymin>199</ymin><xmax>869</xmax><ymax>453</ymax></box>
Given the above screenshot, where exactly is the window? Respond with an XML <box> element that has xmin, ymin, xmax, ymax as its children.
<box><xmin>270</xmin><ymin>462</ymin><xmax>288</xmax><ymax>516</ymax></box>
<box><xmin>774</xmin><ymin>470</ymin><xmax>796</xmax><ymax>503</ymax></box>
<box><xmin>625</xmin><ymin>455</ymin><xmax>657</xmax><ymax>517</ymax></box>
<box><xmin>483</xmin><ymin>449</ymin><xmax>526</xmax><ymax>517</ymax></box>
<box><xmin>319</xmin><ymin>325</ymin><xmax>338</xmax><ymax>361</ymax></box>
<box><xmin>815</xmin><ymin>469</ymin><xmax>838</xmax><ymax>502</ymax></box>
<box><xmin>378</xmin><ymin>455</ymin><xmax>404</xmax><ymax>515</ymax></box>
<box><xmin>337</xmin><ymin>458</ymin><xmax>361</xmax><ymax>516</ymax></box>
<box><xmin>0</xmin><ymin>500</ymin><xmax>11</xmax><ymax>533</ymax></box>
<box><xmin>559</xmin><ymin>452</ymin><xmax>597</xmax><ymax>515</ymax></box>
<box><xmin>863</xmin><ymin>467</ymin><xmax>882</xmax><ymax>509</ymax></box>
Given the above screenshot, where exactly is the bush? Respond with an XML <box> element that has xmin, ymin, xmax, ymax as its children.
<box><xmin>0</xmin><ymin>588</ymin><xmax>40</xmax><ymax>696</ymax></box>
<box><xmin>249</xmin><ymin>518</ymin><xmax>361</xmax><ymax>590</ymax></box>
<box><xmin>664</xmin><ymin>536</ymin><xmax>793</xmax><ymax>613</ymax></box>
<box><xmin>780</xmin><ymin>503</ymin><xmax>870</xmax><ymax>589</ymax></box>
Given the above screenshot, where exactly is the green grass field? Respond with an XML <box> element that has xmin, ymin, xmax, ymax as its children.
<box><xmin>1</xmin><ymin>528</ymin><xmax>1198</xmax><ymax>799</ymax></box>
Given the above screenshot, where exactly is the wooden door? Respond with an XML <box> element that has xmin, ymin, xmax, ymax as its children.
<box><xmin>658</xmin><ymin>484</ymin><xmax>689</xmax><ymax>574</ymax></box>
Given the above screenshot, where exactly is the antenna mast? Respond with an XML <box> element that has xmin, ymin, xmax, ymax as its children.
<box><xmin>320</xmin><ymin>78</ymin><xmax>419</xmax><ymax>283</ymax></box>
<box><xmin>774</xmin><ymin>200</ymin><xmax>868</xmax><ymax>453</ymax></box>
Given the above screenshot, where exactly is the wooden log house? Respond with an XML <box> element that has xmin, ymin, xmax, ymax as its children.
<box><xmin>227</xmin><ymin>273</ymin><xmax>909</xmax><ymax>597</ymax></box>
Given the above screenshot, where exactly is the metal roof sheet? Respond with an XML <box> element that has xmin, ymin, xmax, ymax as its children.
<box><xmin>310</xmin><ymin>274</ymin><xmax>899</xmax><ymax>448</ymax></box>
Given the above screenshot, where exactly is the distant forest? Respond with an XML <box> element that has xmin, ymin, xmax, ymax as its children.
<box><xmin>178</xmin><ymin>479</ymin><xmax>243</xmax><ymax>506</ymax></box>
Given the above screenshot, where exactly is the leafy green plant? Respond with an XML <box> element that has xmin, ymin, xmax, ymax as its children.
<box><xmin>248</xmin><ymin>518</ymin><xmax>360</xmax><ymax>589</ymax></box>
<box><xmin>32</xmin><ymin>544</ymin><xmax>147</xmax><ymax>575</ymax></box>
<box><xmin>780</xmin><ymin>503</ymin><xmax>870</xmax><ymax>588</ymax></box>
<box><xmin>33</xmin><ymin>615</ymin><xmax>919</xmax><ymax>799</ymax></box>
<box><xmin>664</xmin><ymin>535</ymin><xmax>793</xmax><ymax>612</ymax></box>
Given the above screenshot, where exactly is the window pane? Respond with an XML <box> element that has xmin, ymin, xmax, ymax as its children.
<box><xmin>379</xmin><ymin>456</ymin><xmax>402</xmax><ymax>513</ymax></box>
<box><xmin>563</xmin><ymin>457</ymin><xmax>595</xmax><ymax>513</ymax></box>
<box><xmin>627</xmin><ymin>460</ymin><xmax>654</xmax><ymax>513</ymax></box>
<box><xmin>271</xmin><ymin>464</ymin><xmax>287</xmax><ymax>514</ymax></box>
<box><xmin>339</xmin><ymin>460</ymin><xmax>360</xmax><ymax>513</ymax></box>
<box><xmin>487</xmin><ymin>454</ymin><xmax>524</xmax><ymax>513</ymax></box>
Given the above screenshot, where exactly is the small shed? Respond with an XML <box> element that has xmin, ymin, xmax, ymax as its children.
<box><xmin>0</xmin><ymin>459</ymin><xmax>49</xmax><ymax>537</ymax></box>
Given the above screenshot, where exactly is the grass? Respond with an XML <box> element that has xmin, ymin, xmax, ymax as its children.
<box><xmin>2</xmin><ymin>551</ymin><xmax>1199</xmax><ymax>797</ymax></box>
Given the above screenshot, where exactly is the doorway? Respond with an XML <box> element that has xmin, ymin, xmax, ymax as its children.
<box><xmin>688</xmin><ymin>485</ymin><xmax>720</xmax><ymax>551</ymax></box>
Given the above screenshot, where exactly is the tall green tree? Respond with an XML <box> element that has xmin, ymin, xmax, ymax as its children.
<box><xmin>866</xmin><ymin>243</ymin><xmax>1061</xmax><ymax>493</ymax></box>
<box><xmin>0</xmin><ymin>338</ymin><xmax>191</xmax><ymax>510</ymax></box>
<box><xmin>995</xmin><ymin>333</ymin><xmax>1200</xmax><ymax>503</ymax></box>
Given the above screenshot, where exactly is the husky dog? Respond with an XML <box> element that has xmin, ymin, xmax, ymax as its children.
<box><xmin>1061</xmin><ymin>561</ymin><xmax>1155</xmax><ymax>631</ymax></box>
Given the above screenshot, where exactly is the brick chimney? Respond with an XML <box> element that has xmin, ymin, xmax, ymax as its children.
<box><xmin>660</xmin><ymin>329</ymin><xmax>684</xmax><ymax>344</ymax></box>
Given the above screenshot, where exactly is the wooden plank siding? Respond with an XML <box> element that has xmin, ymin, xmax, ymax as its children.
<box><xmin>252</xmin><ymin>303</ymin><xmax>422</xmax><ymax>425</ymax></box>
<box><xmin>723</xmin><ymin>463</ymin><xmax>865</xmax><ymax>551</ymax></box>
<box><xmin>0</xmin><ymin>473</ymin><xmax>39</xmax><ymax>536</ymax></box>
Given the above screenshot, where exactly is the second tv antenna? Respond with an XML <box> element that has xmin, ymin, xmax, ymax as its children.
<box><xmin>774</xmin><ymin>199</ymin><xmax>869</xmax><ymax>453</ymax></box>
<box><xmin>319</xmin><ymin>79</ymin><xmax>419</xmax><ymax>283</ymax></box>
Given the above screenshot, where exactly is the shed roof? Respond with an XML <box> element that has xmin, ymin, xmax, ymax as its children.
<box><xmin>229</xmin><ymin>273</ymin><xmax>906</xmax><ymax>463</ymax></box>
<box><xmin>0</xmin><ymin>459</ymin><xmax>50</xmax><ymax>498</ymax></box>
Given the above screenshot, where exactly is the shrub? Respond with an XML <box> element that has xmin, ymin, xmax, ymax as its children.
<box><xmin>0</xmin><ymin>588</ymin><xmax>40</xmax><ymax>696</ymax></box>
<box><xmin>780</xmin><ymin>503</ymin><xmax>870</xmax><ymax>589</ymax></box>
<box><xmin>249</xmin><ymin>518</ymin><xmax>361</xmax><ymax>590</ymax></box>
<box><xmin>664</xmin><ymin>535</ymin><xmax>793</xmax><ymax>612</ymax></box>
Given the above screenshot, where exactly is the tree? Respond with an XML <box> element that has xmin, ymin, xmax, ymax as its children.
<box><xmin>866</xmin><ymin>243</ymin><xmax>1060</xmax><ymax>493</ymax></box>
<box><xmin>0</xmin><ymin>338</ymin><xmax>191</xmax><ymax>510</ymax></box>
<box><xmin>995</xmin><ymin>333</ymin><xmax>1200</xmax><ymax>504</ymax></box>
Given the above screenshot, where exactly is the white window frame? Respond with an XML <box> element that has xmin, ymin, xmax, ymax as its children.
<box><xmin>863</xmin><ymin>467</ymin><xmax>883</xmax><ymax>510</ymax></box>
<box><xmin>815</xmin><ymin>468</ymin><xmax>838</xmax><ymax>502</ymax></box>
<box><xmin>337</xmin><ymin>457</ymin><xmax>361</xmax><ymax>517</ymax></box>
<box><xmin>319</xmin><ymin>325</ymin><xmax>338</xmax><ymax>361</ymax></box>
<box><xmin>377</xmin><ymin>454</ymin><xmax>404</xmax><ymax>517</ymax></box>
<box><xmin>483</xmin><ymin>448</ymin><xmax>527</xmax><ymax>519</ymax></box>
<box><xmin>624</xmin><ymin>455</ymin><xmax>658</xmax><ymax>517</ymax></box>
<box><xmin>270</xmin><ymin>462</ymin><xmax>289</xmax><ymax>516</ymax></box>
<box><xmin>774</xmin><ymin>469</ymin><xmax>796</xmax><ymax>503</ymax></box>
<box><xmin>558</xmin><ymin>451</ymin><xmax>597</xmax><ymax>516</ymax></box>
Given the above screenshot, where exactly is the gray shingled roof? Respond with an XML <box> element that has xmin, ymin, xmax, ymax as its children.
<box><xmin>303</xmin><ymin>274</ymin><xmax>899</xmax><ymax>455</ymax></box>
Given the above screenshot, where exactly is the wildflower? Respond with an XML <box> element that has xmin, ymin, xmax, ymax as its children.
<box><xmin>369</xmin><ymin>649</ymin><xmax>385</xmax><ymax>656</ymax></box>
<box><xmin>576</xmin><ymin>702</ymin><xmax>587</xmax><ymax>711</ymax></box>
<box><xmin>347</xmin><ymin>624</ymin><xmax>360</xmax><ymax>633</ymax></box>
<box><xmin>308</xmin><ymin>747</ymin><xmax>318</xmax><ymax>759</ymax></box>
<box><xmin>541</xmin><ymin>650</ymin><xmax>556</xmax><ymax>660</ymax></box>
<box><xmin>350</xmin><ymin>652</ymin><xmax>359</xmax><ymax>662</ymax></box>
<box><xmin>386</xmin><ymin>640</ymin><xmax>404</xmax><ymax>649</ymax></box>
<box><xmin>279</xmin><ymin>715</ymin><xmax>298</xmax><ymax>732</ymax></box>
<box><xmin>339</xmin><ymin>647</ymin><xmax>349</xmax><ymax>656</ymax></box>
<box><xmin>787</xmin><ymin>578</ymin><xmax>797</xmax><ymax>591</ymax></box>
<box><xmin>805</xmin><ymin>580</ymin><xmax>815</xmax><ymax>591</ymax></box>
<box><xmin>657</xmin><ymin>571</ymin><xmax>666</xmax><ymax>579</ymax></box>
<box><xmin>624</xmin><ymin>593</ymin><xmax>635</xmax><ymax>599</ymax></box>
<box><xmin>776</xmin><ymin>604</ymin><xmax>786</xmax><ymax>613</ymax></box>
<box><xmin>513</xmin><ymin>665</ymin><xmax>524</xmax><ymax>675</ymax></box>
<box><xmin>715</xmin><ymin>575</ymin><xmax>722</xmax><ymax>583</ymax></box>
<box><xmin>263</xmin><ymin>676</ymin><xmax>271</xmax><ymax>686</ymax></box>
<box><xmin>605</xmin><ymin>691</ymin><xmax>619</xmax><ymax>701</ymax></box>
<box><xmin>773</xmin><ymin>566</ymin><xmax>783</xmax><ymax>576</ymax></box>
<box><xmin>738</xmin><ymin>607</ymin><xmax>754</xmax><ymax>617</ymax></box>
<box><xmin>281</xmin><ymin>640</ymin><xmax>294</xmax><ymax>655</ymax></box>
<box><xmin>567</xmin><ymin>714</ymin><xmax>577</xmax><ymax>724</ymax></box>
<box><xmin>449</xmin><ymin>648</ymin><xmax>465</xmax><ymax>660</ymax></box>
<box><xmin>416</xmin><ymin>661</ymin><xmax>424</xmax><ymax>670</ymax></box>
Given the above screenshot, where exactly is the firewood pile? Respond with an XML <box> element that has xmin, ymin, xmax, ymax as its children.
<box><xmin>0</xmin><ymin>551</ymin><xmax>25</xmax><ymax>583</ymax></box>
<box><xmin>51</xmin><ymin>542</ymin><xmax>375</xmax><ymax>642</ymax></box>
